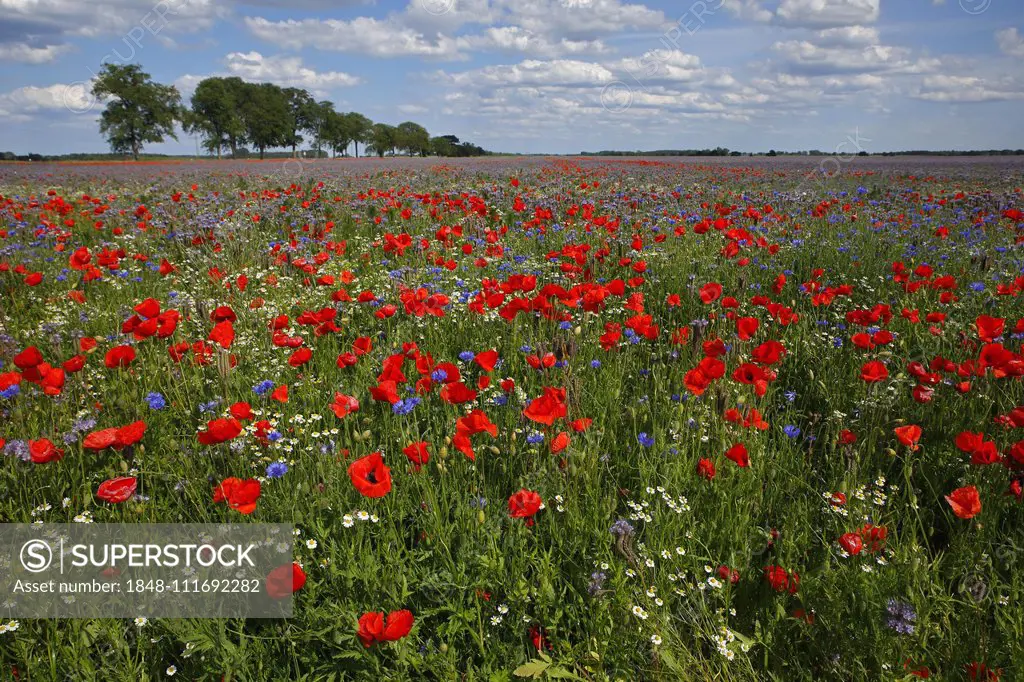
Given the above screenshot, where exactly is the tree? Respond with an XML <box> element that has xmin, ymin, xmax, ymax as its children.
<box><xmin>186</xmin><ymin>77</ymin><xmax>244</xmax><ymax>158</ymax></box>
<box><xmin>282</xmin><ymin>87</ymin><xmax>315</xmax><ymax>157</ymax></box>
<box><xmin>308</xmin><ymin>100</ymin><xmax>336</xmax><ymax>156</ymax></box>
<box><xmin>91</xmin><ymin>64</ymin><xmax>182</xmax><ymax>160</ymax></box>
<box><xmin>366</xmin><ymin>123</ymin><xmax>397</xmax><ymax>157</ymax></box>
<box><xmin>237</xmin><ymin>82</ymin><xmax>292</xmax><ymax>159</ymax></box>
<box><xmin>322</xmin><ymin>108</ymin><xmax>353</xmax><ymax>158</ymax></box>
<box><xmin>395</xmin><ymin>121</ymin><xmax>430</xmax><ymax>156</ymax></box>
<box><xmin>430</xmin><ymin>135</ymin><xmax>456</xmax><ymax>157</ymax></box>
<box><xmin>345</xmin><ymin>113</ymin><xmax>373</xmax><ymax>158</ymax></box>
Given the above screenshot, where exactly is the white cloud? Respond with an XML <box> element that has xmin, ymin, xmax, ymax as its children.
<box><xmin>912</xmin><ymin>75</ymin><xmax>1024</xmax><ymax>103</ymax></box>
<box><xmin>244</xmin><ymin>16</ymin><xmax>465</xmax><ymax>59</ymax></box>
<box><xmin>223</xmin><ymin>52</ymin><xmax>361</xmax><ymax>92</ymax></box>
<box><xmin>775</xmin><ymin>0</ymin><xmax>880</xmax><ymax>28</ymax></box>
<box><xmin>437</xmin><ymin>59</ymin><xmax>616</xmax><ymax>88</ymax></box>
<box><xmin>246</xmin><ymin>0</ymin><xmax>669</xmax><ymax>59</ymax></box>
<box><xmin>0</xmin><ymin>42</ymin><xmax>70</xmax><ymax>63</ymax></box>
<box><xmin>465</xmin><ymin>27</ymin><xmax>609</xmax><ymax>58</ymax></box>
<box><xmin>0</xmin><ymin>82</ymin><xmax>97</xmax><ymax>121</ymax></box>
<box><xmin>996</xmin><ymin>28</ymin><xmax>1024</xmax><ymax>58</ymax></box>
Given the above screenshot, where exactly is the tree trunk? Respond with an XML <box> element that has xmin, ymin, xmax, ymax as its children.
<box><xmin>259</xmin><ymin>146</ymin><xmax>265</xmax><ymax>160</ymax></box>
<box><xmin>354</xmin><ymin>141</ymin><xmax>359</xmax><ymax>158</ymax></box>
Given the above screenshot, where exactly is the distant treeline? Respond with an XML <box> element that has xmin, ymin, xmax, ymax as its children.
<box><xmin>21</xmin><ymin>63</ymin><xmax>491</xmax><ymax>162</ymax></box>
<box><xmin>582</xmin><ymin>149</ymin><xmax>1024</xmax><ymax>157</ymax></box>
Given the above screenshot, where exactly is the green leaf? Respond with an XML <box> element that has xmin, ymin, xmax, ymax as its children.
<box><xmin>513</xmin><ymin>659</ymin><xmax>550</xmax><ymax>678</ymax></box>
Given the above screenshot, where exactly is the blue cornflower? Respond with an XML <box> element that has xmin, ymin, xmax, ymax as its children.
<box><xmin>266</xmin><ymin>461</ymin><xmax>289</xmax><ymax>478</ymax></box>
<box><xmin>392</xmin><ymin>397</ymin><xmax>421</xmax><ymax>415</ymax></box>
<box><xmin>458</xmin><ymin>351</ymin><xmax>475</xmax><ymax>362</ymax></box>
<box><xmin>526</xmin><ymin>432</ymin><xmax>545</xmax><ymax>445</ymax></box>
<box><xmin>590</xmin><ymin>359</ymin><xmax>601</xmax><ymax>368</ymax></box>
<box><xmin>558</xmin><ymin>321</ymin><xmax>572</xmax><ymax>330</ymax></box>
<box><xmin>431</xmin><ymin>368</ymin><xmax>448</xmax><ymax>382</ymax></box>
<box><xmin>199</xmin><ymin>400</ymin><xmax>220</xmax><ymax>414</ymax></box>
<box><xmin>637</xmin><ymin>432</ymin><xmax>655</xmax><ymax>448</ymax></box>
<box><xmin>969</xmin><ymin>282</ymin><xmax>986</xmax><ymax>292</ymax></box>
<box><xmin>885</xmin><ymin>599</ymin><xmax>916</xmax><ymax>635</ymax></box>
<box><xmin>609</xmin><ymin>519</ymin><xmax>635</xmax><ymax>537</ymax></box>
<box><xmin>783</xmin><ymin>425</ymin><xmax>801</xmax><ymax>439</ymax></box>
<box><xmin>0</xmin><ymin>385</ymin><xmax>20</xmax><ymax>399</ymax></box>
<box><xmin>784</xmin><ymin>391</ymin><xmax>797</xmax><ymax>403</ymax></box>
<box><xmin>267</xmin><ymin>430</ymin><xmax>283</xmax><ymax>443</ymax></box>
<box><xmin>146</xmin><ymin>392</ymin><xmax>166</xmax><ymax>410</ymax></box>
<box><xmin>253</xmin><ymin>380</ymin><xmax>275</xmax><ymax>396</ymax></box>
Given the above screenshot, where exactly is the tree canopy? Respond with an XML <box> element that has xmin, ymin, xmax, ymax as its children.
<box><xmin>90</xmin><ymin>64</ymin><xmax>490</xmax><ymax>160</ymax></box>
<box><xmin>91</xmin><ymin>64</ymin><xmax>182</xmax><ymax>161</ymax></box>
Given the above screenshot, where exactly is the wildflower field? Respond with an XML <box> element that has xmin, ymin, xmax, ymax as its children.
<box><xmin>1</xmin><ymin>156</ymin><xmax>1023</xmax><ymax>681</ymax></box>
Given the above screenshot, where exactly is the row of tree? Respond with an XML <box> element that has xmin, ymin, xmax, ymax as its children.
<box><xmin>89</xmin><ymin>64</ymin><xmax>489</xmax><ymax>160</ymax></box>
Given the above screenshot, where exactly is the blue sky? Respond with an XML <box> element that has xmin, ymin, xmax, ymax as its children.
<box><xmin>1</xmin><ymin>0</ymin><xmax>1022</xmax><ymax>155</ymax></box>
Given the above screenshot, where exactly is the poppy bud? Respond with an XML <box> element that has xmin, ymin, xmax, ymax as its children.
<box><xmin>477</xmin><ymin>510</ymin><xmax>486</xmax><ymax>524</ymax></box>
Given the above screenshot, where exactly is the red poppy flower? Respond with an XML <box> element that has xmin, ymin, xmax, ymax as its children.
<box><xmin>348</xmin><ymin>452</ymin><xmax>392</xmax><ymax>498</ymax></box>
<box><xmin>230</xmin><ymin>402</ymin><xmax>254</xmax><ymax>420</ymax></box>
<box><xmin>550</xmin><ymin>431</ymin><xmax>570</xmax><ymax>454</ymax></box>
<box><xmin>96</xmin><ymin>476</ymin><xmax>138</xmax><ymax>504</ymax></box>
<box><xmin>945</xmin><ymin>485</ymin><xmax>981</xmax><ymax>519</ymax></box>
<box><xmin>508</xmin><ymin>489</ymin><xmax>543</xmax><ymax>524</ymax></box>
<box><xmin>198</xmin><ymin>417</ymin><xmax>243</xmax><ymax>445</ymax></box>
<box><xmin>860</xmin><ymin>360</ymin><xmax>888</xmax><ymax>383</ymax></box>
<box><xmin>357</xmin><ymin>609</ymin><xmax>414</xmax><ymax>647</ymax></box>
<box><xmin>697</xmin><ymin>457</ymin><xmax>716</xmax><ymax>480</ymax></box>
<box><xmin>271</xmin><ymin>384</ymin><xmax>289</xmax><ymax>403</ymax></box>
<box><xmin>838</xmin><ymin>532</ymin><xmax>863</xmax><ymax>555</ymax></box>
<box><xmin>83</xmin><ymin>421</ymin><xmax>147</xmax><ymax>451</ymax></box>
<box><xmin>213</xmin><ymin>477</ymin><xmax>261</xmax><ymax>514</ymax></box>
<box><xmin>894</xmin><ymin>425</ymin><xmax>922</xmax><ymax>451</ymax></box>
<box><xmin>736</xmin><ymin>316</ymin><xmax>759</xmax><ymax>340</ymax></box>
<box><xmin>104</xmin><ymin>345</ymin><xmax>136</xmax><ymax>369</ymax></box>
<box><xmin>288</xmin><ymin>347</ymin><xmax>312</xmax><ymax>367</ymax></box>
<box><xmin>474</xmin><ymin>349</ymin><xmax>499</xmax><ymax>372</ymax></box>
<box><xmin>330</xmin><ymin>392</ymin><xmax>360</xmax><ymax>419</ymax></box>
<box><xmin>266</xmin><ymin>562</ymin><xmax>307</xmax><ymax>600</ymax></box>
<box><xmin>724</xmin><ymin>443</ymin><xmax>749</xmax><ymax>468</ymax></box>
<box><xmin>13</xmin><ymin>346</ymin><xmax>43</xmax><ymax>369</ymax></box>
<box><xmin>29</xmin><ymin>438</ymin><xmax>64</xmax><ymax>464</ymax></box>
<box><xmin>523</xmin><ymin>387</ymin><xmax>567</xmax><ymax>425</ymax></box>
<box><xmin>439</xmin><ymin>381</ymin><xmax>478</xmax><ymax>404</ymax></box>
<box><xmin>699</xmin><ymin>282</ymin><xmax>722</xmax><ymax>304</ymax></box>
<box><xmin>62</xmin><ymin>355</ymin><xmax>86</xmax><ymax>373</ymax></box>
<box><xmin>763</xmin><ymin>565</ymin><xmax>799</xmax><ymax>593</ymax></box>
<box><xmin>975</xmin><ymin>315</ymin><xmax>1005</xmax><ymax>343</ymax></box>
<box><xmin>751</xmin><ymin>340</ymin><xmax>786</xmax><ymax>365</ymax></box>
<box><xmin>369</xmin><ymin>380</ymin><xmax>401</xmax><ymax>404</ymax></box>
<box><xmin>403</xmin><ymin>441</ymin><xmax>430</xmax><ymax>471</ymax></box>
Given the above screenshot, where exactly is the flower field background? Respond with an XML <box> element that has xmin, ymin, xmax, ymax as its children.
<box><xmin>1</xmin><ymin>156</ymin><xmax>1023</xmax><ymax>680</ymax></box>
